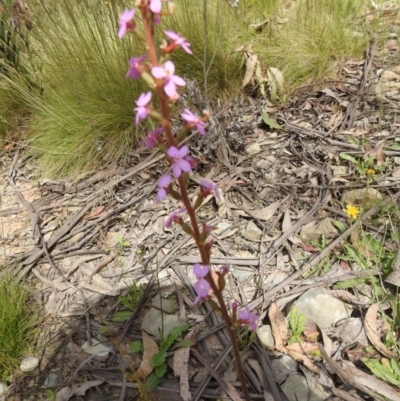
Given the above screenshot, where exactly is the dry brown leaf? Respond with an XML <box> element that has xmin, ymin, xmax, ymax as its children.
<box><xmin>252</xmin><ymin>200</ymin><xmax>281</xmax><ymax>221</ymax></box>
<box><xmin>173</xmin><ymin>343</ymin><xmax>191</xmax><ymax>401</ymax></box>
<box><xmin>268</xmin><ymin>302</ymin><xmax>288</xmax><ymax>352</ymax></box>
<box><xmin>286</xmin><ymin>348</ymin><xmax>319</xmax><ymax>374</ymax></box>
<box><xmin>135</xmin><ymin>330</ymin><xmax>158</xmax><ymax>379</ymax></box>
<box><xmin>367</xmin><ymin>139</ymin><xmax>385</xmax><ymax>166</ymax></box>
<box><xmin>286</xmin><ymin>342</ymin><xmax>319</xmax><ymax>353</ymax></box>
<box><xmin>85</xmin><ymin>206</ymin><xmax>106</xmax><ymax>220</ymax></box>
<box><xmin>364</xmin><ymin>304</ymin><xmax>396</xmax><ymax>358</ymax></box>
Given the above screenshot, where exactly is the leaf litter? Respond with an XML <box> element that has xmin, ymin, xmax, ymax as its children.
<box><xmin>2</xmin><ymin>11</ymin><xmax>400</xmax><ymax>401</ymax></box>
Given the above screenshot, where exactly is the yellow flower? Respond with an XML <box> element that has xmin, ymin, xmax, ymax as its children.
<box><xmin>344</xmin><ymin>204</ymin><xmax>360</xmax><ymax>219</ymax></box>
<box><xmin>366</xmin><ymin>169</ymin><xmax>375</xmax><ymax>176</ymax></box>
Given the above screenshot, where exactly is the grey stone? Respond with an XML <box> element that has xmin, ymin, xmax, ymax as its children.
<box><xmin>20</xmin><ymin>356</ymin><xmax>39</xmax><ymax>373</ymax></box>
<box><xmin>141</xmin><ymin>307</ymin><xmax>182</xmax><ymax>339</ymax></box>
<box><xmin>271</xmin><ymin>354</ymin><xmax>298</xmax><ymax>384</ymax></box>
<box><xmin>282</xmin><ymin>374</ymin><xmax>324</xmax><ymax>401</ymax></box>
<box><xmin>294</xmin><ymin>288</ymin><xmax>351</xmax><ymax>328</ymax></box>
<box><xmin>335</xmin><ymin>318</ymin><xmax>368</xmax><ymax>346</ymax></box>
<box><xmin>43</xmin><ymin>373</ymin><xmax>58</xmax><ymax>388</ymax></box>
<box><xmin>81</xmin><ymin>338</ymin><xmax>112</xmax><ymax>359</ymax></box>
<box><xmin>257</xmin><ymin>325</ymin><xmax>275</xmax><ymax>349</ymax></box>
<box><xmin>151</xmin><ymin>296</ymin><xmax>177</xmax><ymax>314</ymax></box>
<box><xmin>242</xmin><ymin>221</ymin><xmax>262</xmax><ymax>241</ymax></box>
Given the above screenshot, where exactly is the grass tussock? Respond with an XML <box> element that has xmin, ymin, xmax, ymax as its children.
<box><xmin>0</xmin><ymin>273</ymin><xmax>39</xmax><ymax>376</ymax></box>
<box><xmin>0</xmin><ymin>0</ymin><xmax>383</xmax><ymax>177</ymax></box>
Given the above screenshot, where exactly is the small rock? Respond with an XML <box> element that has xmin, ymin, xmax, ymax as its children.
<box><xmin>343</xmin><ymin>188</ymin><xmax>382</xmax><ymax>205</ymax></box>
<box><xmin>242</xmin><ymin>221</ymin><xmax>262</xmax><ymax>241</ymax></box>
<box><xmin>63</xmin><ymin>257</ymin><xmax>72</xmax><ymax>267</ymax></box>
<box><xmin>394</xmin><ymin>157</ymin><xmax>400</xmax><ymax>165</ymax></box>
<box><xmin>43</xmin><ymin>373</ymin><xmax>58</xmax><ymax>388</ymax></box>
<box><xmin>271</xmin><ymin>354</ymin><xmax>298</xmax><ymax>384</ymax></box>
<box><xmin>282</xmin><ymin>374</ymin><xmax>325</xmax><ymax>401</ymax></box>
<box><xmin>141</xmin><ymin>307</ymin><xmax>183</xmax><ymax>339</ymax></box>
<box><xmin>231</xmin><ymin>266</ymin><xmax>256</xmax><ymax>282</ymax></box>
<box><xmin>0</xmin><ymin>382</ymin><xmax>7</xmax><ymax>396</ymax></box>
<box><xmin>20</xmin><ymin>356</ymin><xmax>39</xmax><ymax>373</ymax></box>
<box><xmin>331</xmin><ymin>166</ymin><xmax>347</xmax><ymax>177</ymax></box>
<box><xmin>215</xmin><ymin>222</ymin><xmax>232</xmax><ymax>235</ymax></box>
<box><xmin>294</xmin><ymin>288</ymin><xmax>351</xmax><ymax>328</ymax></box>
<box><xmin>81</xmin><ymin>338</ymin><xmax>112</xmax><ymax>360</ymax></box>
<box><xmin>257</xmin><ymin>325</ymin><xmax>275</xmax><ymax>349</ymax></box>
<box><xmin>392</xmin><ymin>168</ymin><xmax>400</xmax><ymax>178</ymax></box>
<box><xmin>335</xmin><ymin>318</ymin><xmax>368</xmax><ymax>346</ymax></box>
<box><xmin>151</xmin><ymin>296</ymin><xmax>177</xmax><ymax>313</ymax></box>
<box><xmin>264</xmin><ymin>271</ymin><xmax>289</xmax><ymax>290</ymax></box>
<box><xmin>246</xmin><ymin>142</ymin><xmax>261</xmax><ymax>155</ymax></box>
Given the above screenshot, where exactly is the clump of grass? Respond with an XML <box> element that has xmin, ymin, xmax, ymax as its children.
<box><xmin>0</xmin><ymin>273</ymin><xmax>39</xmax><ymax>376</ymax></box>
<box><xmin>247</xmin><ymin>0</ymin><xmax>370</xmax><ymax>91</ymax></box>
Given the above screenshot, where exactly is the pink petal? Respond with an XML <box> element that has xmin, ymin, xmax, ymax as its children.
<box><xmin>172</xmin><ymin>75</ymin><xmax>186</xmax><ymax>86</ymax></box>
<box><xmin>118</xmin><ymin>26</ymin><xmax>126</xmax><ymax>39</ymax></box>
<box><xmin>178</xmin><ymin>145</ymin><xmax>189</xmax><ymax>158</ymax></box>
<box><xmin>167</xmin><ymin>146</ymin><xmax>179</xmax><ymax>158</ymax></box>
<box><xmin>151</xmin><ymin>66</ymin><xmax>165</xmax><ymax>79</ymax></box>
<box><xmin>159</xmin><ymin>174</ymin><xmax>171</xmax><ymax>187</ymax></box>
<box><xmin>164</xmin><ymin>60</ymin><xmax>175</xmax><ymax>75</ymax></box>
<box><xmin>172</xmin><ymin>163</ymin><xmax>182</xmax><ymax>178</ymax></box>
<box><xmin>164</xmin><ymin>80</ymin><xmax>177</xmax><ymax>98</ymax></box>
<box><xmin>150</xmin><ymin>0</ymin><xmax>162</xmax><ymax>13</ymax></box>
<box><xmin>178</xmin><ymin>159</ymin><xmax>191</xmax><ymax>173</ymax></box>
<box><xmin>164</xmin><ymin>30</ymin><xmax>179</xmax><ymax>40</ymax></box>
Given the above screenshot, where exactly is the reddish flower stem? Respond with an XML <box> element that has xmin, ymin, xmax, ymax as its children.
<box><xmin>139</xmin><ymin>6</ymin><xmax>251</xmax><ymax>401</ymax></box>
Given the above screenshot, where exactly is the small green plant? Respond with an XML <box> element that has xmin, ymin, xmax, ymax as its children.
<box><xmin>0</xmin><ymin>273</ymin><xmax>39</xmax><ymax>376</ymax></box>
<box><xmin>362</xmin><ymin>358</ymin><xmax>400</xmax><ymax>387</ymax></box>
<box><xmin>288</xmin><ymin>305</ymin><xmax>305</xmax><ymax>345</ymax></box>
<box><xmin>113</xmin><ymin>281</ymin><xmax>144</xmax><ymax>323</ymax></box>
<box><xmin>148</xmin><ymin>324</ymin><xmax>190</xmax><ymax>388</ymax></box>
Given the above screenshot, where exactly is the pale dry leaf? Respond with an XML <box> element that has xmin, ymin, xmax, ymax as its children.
<box><xmin>364</xmin><ymin>304</ymin><xmax>396</xmax><ymax>358</ymax></box>
<box><xmin>173</xmin><ymin>344</ymin><xmax>191</xmax><ymax>401</ymax></box>
<box><xmin>85</xmin><ymin>206</ymin><xmax>106</xmax><ymax>220</ymax></box>
<box><xmin>268</xmin><ymin>302</ymin><xmax>288</xmax><ymax>351</ymax></box>
<box><xmin>286</xmin><ymin>348</ymin><xmax>319</xmax><ymax>375</ymax></box>
<box><xmin>252</xmin><ymin>200</ymin><xmax>281</xmax><ymax>221</ymax></box>
<box><xmin>242</xmin><ymin>53</ymin><xmax>259</xmax><ymax>87</ymax></box>
<box><xmin>55</xmin><ymin>381</ymin><xmax>104</xmax><ymax>401</ymax></box>
<box><xmin>281</xmin><ymin>209</ymin><xmax>292</xmax><ymax>233</ymax></box>
<box><xmin>135</xmin><ymin>330</ymin><xmax>159</xmax><ymax>379</ymax></box>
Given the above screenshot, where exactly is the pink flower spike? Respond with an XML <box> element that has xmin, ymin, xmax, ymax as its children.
<box><xmin>167</xmin><ymin>145</ymin><xmax>191</xmax><ymax>178</ymax></box>
<box><xmin>145</xmin><ymin>127</ymin><xmax>164</xmax><ymax>149</ymax></box>
<box><xmin>134</xmin><ymin>92</ymin><xmax>152</xmax><ymax>125</ymax></box>
<box><xmin>232</xmin><ymin>301</ymin><xmax>238</xmax><ymax>310</ymax></box>
<box><xmin>164</xmin><ymin>30</ymin><xmax>193</xmax><ymax>54</ymax></box>
<box><xmin>149</xmin><ymin>0</ymin><xmax>162</xmax><ymax>13</ymax></box>
<box><xmin>181</xmin><ymin>108</ymin><xmax>206</xmax><ymax>135</ymax></box>
<box><xmin>118</xmin><ymin>9</ymin><xmax>135</xmax><ymax>39</ymax></box>
<box><xmin>201</xmin><ymin>180</ymin><xmax>221</xmax><ymax>201</ymax></box>
<box><xmin>165</xmin><ymin>207</ymin><xmax>186</xmax><ymax>228</ymax></box>
<box><xmin>238</xmin><ymin>306</ymin><xmax>259</xmax><ymax>331</ymax></box>
<box><xmin>126</xmin><ymin>55</ymin><xmax>146</xmax><ymax>80</ymax></box>
<box><xmin>193</xmin><ymin>263</ymin><xmax>209</xmax><ymax>279</ymax></box>
<box><xmin>151</xmin><ymin>61</ymin><xmax>186</xmax><ymax>99</ymax></box>
<box><xmin>193</xmin><ymin>279</ymin><xmax>211</xmax><ymax>305</ymax></box>
<box><xmin>156</xmin><ymin>174</ymin><xmax>171</xmax><ymax>202</ymax></box>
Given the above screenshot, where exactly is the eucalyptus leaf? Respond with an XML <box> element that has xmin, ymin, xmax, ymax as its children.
<box><xmin>262</xmin><ymin>112</ymin><xmax>281</xmax><ymax>129</ymax></box>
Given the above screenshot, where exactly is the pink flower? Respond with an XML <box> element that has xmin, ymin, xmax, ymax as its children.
<box><xmin>164</xmin><ymin>30</ymin><xmax>192</xmax><ymax>54</ymax></box>
<box><xmin>165</xmin><ymin>207</ymin><xmax>186</xmax><ymax>228</ymax></box>
<box><xmin>238</xmin><ymin>306</ymin><xmax>258</xmax><ymax>331</ymax></box>
<box><xmin>145</xmin><ymin>127</ymin><xmax>164</xmax><ymax>149</ymax></box>
<box><xmin>118</xmin><ymin>9</ymin><xmax>135</xmax><ymax>39</ymax></box>
<box><xmin>167</xmin><ymin>145</ymin><xmax>192</xmax><ymax>177</ymax></box>
<box><xmin>151</xmin><ymin>61</ymin><xmax>186</xmax><ymax>99</ymax></box>
<box><xmin>149</xmin><ymin>0</ymin><xmax>162</xmax><ymax>13</ymax></box>
<box><xmin>134</xmin><ymin>92</ymin><xmax>152</xmax><ymax>125</ymax></box>
<box><xmin>126</xmin><ymin>55</ymin><xmax>146</xmax><ymax>80</ymax></box>
<box><xmin>156</xmin><ymin>175</ymin><xmax>171</xmax><ymax>202</ymax></box>
<box><xmin>193</xmin><ymin>263</ymin><xmax>209</xmax><ymax>279</ymax></box>
<box><xmin>193</xmin><ymin>279</ymin><xmax>210</xmax><ymax>305</ymax></box>
<box><xmin>181</xmin><ymin>108</ymin><xmax>206</xmax><ymax>135</ymax></box>
<box><xmin>201</xmin><ymin>180</ymin><xmax>221</xmax><ymax>201</ymax></box>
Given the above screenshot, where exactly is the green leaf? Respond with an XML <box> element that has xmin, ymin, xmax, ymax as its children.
<box><xmin>207</xmin><ymin>299</ymin><xmax>221</xmax><ymax>312</ymax></box>
<box><xmin>173</xmin><ymin>338</ymin><xmax>194</xmax><ymax>349</ymax></box>
<box><xmin>145</xmin><ymin>372</ymin><xmax>161</xmax><ymax>390</ymax></box>
<box><xmin>332</xmin><ymin>219</ymin><xmax>346</xmax><ymax>233</ymax></box>
<box><xmin>44</xmin><ymin>389</ymin><xmax>55</xmax><ymax>401</ymax></box>
<box><xmin>129</xmin><ymin>340</ymin><xmax>143</xmax><ymax>354</ymax></box>
<box><xmin>339</xmin><ymin>153</ymin><xmax>358</xmax><ymax>164</ymax></box>
<box><xmin>151</xmin><ymin>351</ymin><xmax>167</xmax><ymax>367</ymax></box>
<box><xmin>112</xmin><ymin>310</ymin><xmax>131</xmax><ymax>322</ymax></box>
<box><xmin>362</xmin><ymin>358</ymin><xmax>400</xmax><ymax>387</ymax></box>
<box><xmin>155</xmin><ymin>363</ymin><xmax>167</xmax><ymax>378</ymax></box>
<box><xmin>161</xmin><ymin>324</ymin><xmax>189</xmax><ymax>352</ymax></box>
<box><xmin>262</xmin><ymin>112</ymin><xmax>281</xmax><ymax>129</ymax></box>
